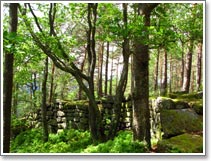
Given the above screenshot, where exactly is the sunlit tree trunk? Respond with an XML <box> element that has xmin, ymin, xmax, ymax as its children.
<box><xmin>196</xmin><ymin>42</ymin><xmax>202</xmax><ymax>91</ymax></box>
<box><xmin>3</xmin><ymin>3</ymin><xmax>18</xmax><ymax>153</ymax></box>
<box><xmin>104</xmin><ymin>41</ymin><xmax>109</xmax><ymax>96</ymax></box>
<box><xmin>182</xmin><ymin>41</ymin><xmax>193</xmax><ymax>93</ymax></box>
<box><xmin>160</xmin><ymin>48</ymin><xmax>167</xmax><ymax>96</ymax></box>
<box><xmin>154</xmin><ymin>48</ymin><xmax>160</xmax><ymax>91</ymax></box>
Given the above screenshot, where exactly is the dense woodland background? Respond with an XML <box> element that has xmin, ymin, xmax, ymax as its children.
<box><xmin>2</xmin><ymin>2</ymin><xmax>204</xmax><ymax>153</ymax></box>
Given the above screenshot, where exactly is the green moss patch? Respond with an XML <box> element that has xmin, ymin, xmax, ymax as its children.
<box><xmin>160</xmin><ymin>109</ymin><xmax>203</xmax><ymax>138</ymax></box>
<box><xmin>157</xmin><ymin>133</ymin><xmax>203</xmax><ymax>153</ymax></box>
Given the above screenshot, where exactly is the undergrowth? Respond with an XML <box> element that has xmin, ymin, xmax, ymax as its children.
<box><xmin>11</xmin><ymin>129</ymin><xmax>148</xmax><ymax>153</ymax></box>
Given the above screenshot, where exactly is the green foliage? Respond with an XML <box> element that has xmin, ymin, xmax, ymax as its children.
<box><xmin>83</xmin><ymin>131</ymin><xmax>148</xmax><ymax>153</ymax></box>
<box><xmin>11</xmin><ymin>129</ymin><xmax>148</xmax><ymax>153</ymax></box>
<box><xmin>11</xmin><ymin>129</ymin><xmax>92</xmax><ymax>153</ymax></box>
<box><xmin>11</xmin><ymin>116</ymin><xmax>30</xmax><ymax>138</ymax></box>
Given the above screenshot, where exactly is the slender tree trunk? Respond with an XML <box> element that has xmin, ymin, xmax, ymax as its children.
<box><xmin>109</xmin><ymin>57</ymin><xmax>113</xmax><ymax>96</ymax></box>
<box><xmin>160</xmin><ymin>48</ymin><xmax>168</xmax><ymax>96</ymax></box>
<box><xmin>191</xmin><ymin>70</ymin><xmax>195</xmax><ymax>92</ymax></box>
<box><xmin>97</xmin><ymin>42</ymin><xmax>104</xmax><ymax>98</ymax></box>
<box><xmin>49</xmin><ymin>62</ymin><xmax>55</xmax><ymax>103</ymax></box>
<box><xmin>78</xmin><ymin>46</ymin><xmax>87</xmax><ymax>100</ymax></box>
<box><xmin>41</xmin><ymin>56</ymin><xmax>49</xmax><ymax>142</ymax></box>
<box><xmin>196</xmin><ymin>42</ymin><xmax>202</xmax><ymax>91</ymax></box>
<box><xmin>109</xmin><ymin>3</ymin><xmax>130</xmax><ymax>138</ymax></box>
<box><xmin>181</xmin><ymin>42</ymin><xmax>185</xmax><ymax>88</ymax></box>
<box><xmin>12</xmin><ymin>83</ymin><xmax>18</xmax><ymax>117</ymax></box>
<box><xmin>104</xmin><ymin>41</ymin><xmax>109</xmax><ymax>96</ymax></box>
<box><xmin>132</xmin><ymin>3</ymin><xmax>158</xmax><ymax>149</ymax></box>
<box><xmin>169</xmin><ymin>54</ymin><xmax>173</xmax><ymax>93</ymax></box>
<box><xmin>182</xmin><ymin>41</ymin><xmax>193</xmax><ymax>93</ymax></box>
<box><xmin>154</xmin><ymin>48</ymin><xmax>160</xmax><ymax>91</ymax></box>
<box><xmin>115</xmin><ymin>57</ymin><xmax>120</xmax><ymax>93</ymax></box>
<box><xmin>3</xmin><ymin>3</ymin><xmax>18</xmax><ymax>153</ymax></box>
<box><xmin>87</xmin><ymin>3</ymin><xmax>104</xmax><ymax>142</ymax></box>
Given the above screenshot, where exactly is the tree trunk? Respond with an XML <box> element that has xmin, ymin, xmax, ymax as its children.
<box><xmin>109</xmin><ymin>3</ymin><xmax>130</xmax><ymax>138</ymax></box>
<box><xmin>97</xmin><ymin>42</ymin><xmax>104</xmax><ymax>98</ymax></box>
<box><xmin>86</xmin><ymin>3</ymin><xmax>104</xmax><ymax>142</ymax></box>
<box><xmin>182</xmin><ymin>41</ymin><xmax>193</xmax><ymax>93</ymax></box>
<box><xmin>169</xmin><ymin>54</ymin><xmax>173</xmax><ymax>93</ymax></box>
<box><xmin>196</xmin><ymin>42</ymin><xmax>202</xmax><ymax>91</ymax></box>
<box><xmin>104</xmin><ymin>41</ymin><xmax>109</xmax><ymax>96</ymax></box>
<box><xmin>132</xmin><ymin>3</ymin><xmax>158</xmax><ymax>149</ymax></box>
<box><xmin>160</xmin><ymin>48</ymin><xmax>167</xmax><ymax>96</ymax></box>
<box><xmin>49</xmin><ymin>62</ymin><xmax>55</xmax><ymax>103</ymax></box>
<box><xmin>109</xmin><ymin>57</ymin><xmax>113</xmax><ymax>96</ymax></box>
<box><xmin>12</xmin><ymin>83</ymin><xmax>19</xmax><ymax>117</ymax></box>
<box><xmin>41</xmin><ymin>56</ymin><xmax>49</xmax><ymax>142</ymax></box>
<box><xmin>3</xmin><ymin>3</ymin><xmax>18</xmax><ymax>153</ymax></box>
<box><xmin>78</xmin><ymin>46</ymin><xmax>87</xmax><ymax>100</ymax></box>
<box><xmin>154</xmin><ymin>48</ymin><xmax>160</xmax><ymax>91</ymax></box>
<box><xmin>181</xmin><ymin>42</ymin><xmax>185</xmax><ymax>88</ymax></box>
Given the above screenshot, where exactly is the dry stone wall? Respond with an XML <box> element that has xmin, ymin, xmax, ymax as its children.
<box><xmin>32</xmin><ymin>96</ymin><xmax>202</xmax><ymax>140</ymax></box>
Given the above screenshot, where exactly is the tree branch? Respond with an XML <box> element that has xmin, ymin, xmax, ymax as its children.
<box><xmin>27</xmin><ymin>3</ymin><xmax>43</xmax><ymax>33</ymax></box>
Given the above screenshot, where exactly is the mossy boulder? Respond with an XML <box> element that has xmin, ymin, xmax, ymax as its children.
<box><xmin>192</xmin><ymin>101</ymin><xmax>203</xmax><ymax>115</ymax></box>
<box><xmin>157</xmin><ymin>133</ymin><xmax>203</xmax><ymax>153</ymax></box>
<box><xmin>156</xmin><ymin>97</ymin><xmax>175</xmax><ymax>110</ymax></box>
<box><xmin>174</xmin><ymin>101</ymin><xmax>190</xmax><ymax>109</ymax></box>
<box><xmin>160</xmin><ymin>109</ymin><xmax>203</xmax><ymax>138</ymax></box>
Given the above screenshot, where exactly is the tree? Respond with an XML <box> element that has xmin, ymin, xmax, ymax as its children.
<box><xmin>132</xmin><ymin>3</ymin><xmax>159</xmax><ymax>148</ymax></box>
<box><xmin>3</xmin><ymin>3</ymin><xmax>18</xmax><ymax>153</ymax></box>
<box><xmin>196</xmin><ymin>42</ymin><xmax>202</xmax><ymax>91</ymax></box>
<box><xmin>109</xmin><ymin>3</ymin><xmax>130</xmax><ymax>138</ymax></box>
<box><xmin>41</xmin><ymin>56</ymin><xmax>49</xmax><ymax>142</ymax></box>
<box><xmin>19</xmin><ymin>3</ymin><xmax>105</xmax><ymax>142</ymax></box>
<box><xmin>104</xmin><ymin>41</ymin><xmax>109</xmax><ymax>96</ymax></box>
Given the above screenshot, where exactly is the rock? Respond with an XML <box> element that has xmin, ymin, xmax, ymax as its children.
<box><xmin>56</xmin><ymin>117</ymin><xmax>62</xmax><ymax>123</ymax></box>
<box><xmin>160</xmin><ymin>108</ymin><xmax>203</xmax><ymax>138</ymax></box>
<box><xmin>57</xmin><ymin>110</ymin><xmax>65</xmax><ymax>117</ymax></box>
<box><xmin>58</xmin><ymin>123</ymin><xmax>66</xmax><ymax>129</ymax></box>
<box><xmin>157</xmin><ymin>133</ymin><xmax>203</xmax><ymax>153</ymax></box>
<box><xmin>48</xmin><ymin>119</ymin><xmax>57</xmax><ymax>126</ymax></box>
<box><xmin>174</xmin><ymin>101</ymin><xmax>190</xmax><ymax>109</ymax></box>
<box><xmin>156</xmin><ymin>97</ymin><xmax>175</xmax><ymax>110</ymax></box>
<box><xmin>192</xmin><ymin>103</ymin><xmax>203</xmax><ymax>115</ymax></box>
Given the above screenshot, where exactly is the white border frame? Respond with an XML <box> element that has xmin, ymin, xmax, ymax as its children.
<box><xmin>0</xmin><ymin>0</ymin><xmax>206</xmax><ymax>157</ymax></box>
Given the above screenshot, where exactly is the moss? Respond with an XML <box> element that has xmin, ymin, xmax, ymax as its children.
<box><xmin>192</xmin><ymin>100</ymin><xmax>203</xmax><ymax>115</ymax></box>
<box><xmin>63</xmin><ymin>100</ymin><xmax>89</xmax><ymax>109</ymax></box>
<box><xmin>160</xmin><ymin>109</ymin><xmax>203</xmax><ymax>138</ymax></box>
<box><xmin>157</xmin><ymin>133</ymin><xmax>203</xmax><ymax>153</ymax></box>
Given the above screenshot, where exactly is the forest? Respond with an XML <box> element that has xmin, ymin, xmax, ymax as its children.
<box><xmin>2</xmin><ymin>2</ymin><xmax>204</xmax><ymax>154</ymax></box>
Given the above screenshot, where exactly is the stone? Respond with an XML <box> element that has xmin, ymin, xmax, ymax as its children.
<box><xmin>192</xmin><ymin>103</ymin><xmax>203</xmax><ymax>115</ymax></box>
<box><xmin>175</xmin><ymin>101</ymin><xmax>190</xmax><ymax>109</ymax></box>
<box><xmin>157</xmin><ymin>133</ymin><xmax>203</xmax><ymax>153</ymax></box>
<box><xmin>57</xmin><ymin>110</ymin><xmax>65</xmax><ymax>117</ymax></box>
<box><xmin>56</xmin><ymin>117</ymin><xmax>62</xmax><ymax>123</ymax></box>
<box><xmin>156</xmin><ymin>97</ymin><xmax>175</xmax><ymax>110</ymax></box>
<box><xmin>160</xmin><ymin>108</ymin><xmax>203</xmax><ymax>138</ymax></box>
<box><xmin>58</xmin><ymin>123</ymin><xmax>66</xmax><ymax>129</ymax></box>
<box><xmin>48</xmin><ymin>119</ymin><xmax>57</xmax><ymax>126</ymax></box>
